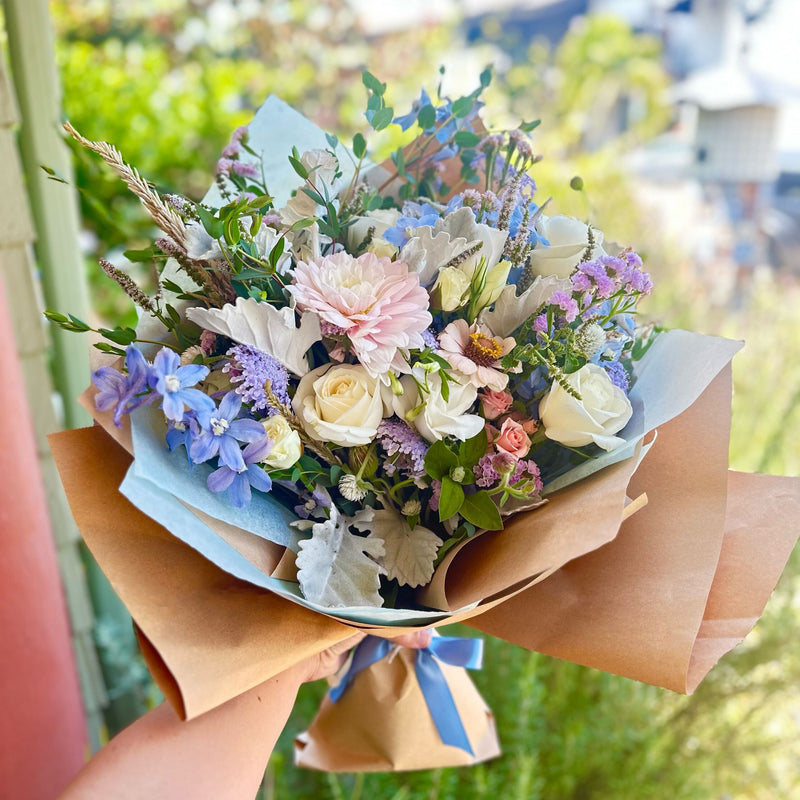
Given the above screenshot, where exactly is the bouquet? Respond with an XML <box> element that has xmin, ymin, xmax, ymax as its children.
<box><xmin>49</xmin><ymin>70</ymin><xmax>799</xmax><ymax>772</ymax></box>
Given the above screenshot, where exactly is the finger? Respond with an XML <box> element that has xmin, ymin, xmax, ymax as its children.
<box><xmin>392</xmin><ymin>629</ymin><xmax>432</xmax><ymax>649</ymax></box>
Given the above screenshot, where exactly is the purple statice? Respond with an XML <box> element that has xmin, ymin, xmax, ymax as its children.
<box><xmin>190</xmin><ymin>391</ymin><xmax>266</xmax><ymax>472</ymax></box>
<box><xmin>150</xmin><ymin>347</ymin><xmax>214</xmax><ymax>423</ymax></box>
<box><xmin>428</xmin><ymin>479</ymin><xmax>442</xmax><ymax>512</ymax></box>
<box><xmin>532</xmin><ymin>313</ymin><xmax>549</xmax><ymax>334</ymax></box>
<box><xmin>223</xmin><ymin>344</ymin><xmax>290</xmax><ymax>415</ymax></box>
<box><xmin>604</xmin><ymin>362</ymin><xmax>630</xmax><ymax>393</ymax></box>
<box><xmin>92</xmin><ymin>345</ymin><xmax>152</xmax><ymax>427</ymax></box>
<box><xmin>475</xmin><ymin>455</ymin><xmax>500</xmax><ymax>488</ymax></box>
<box><xmin>572</xmin><ymin>259</ymin><xmax>616</xmax><ymax>299</ymax></box>
<box><xmin>377</xmin><ymin>418</ymin><xmax>428</xmax><ymax>477</ymax></box>
<box><xmin>549</xmin><ymin>290</ymin><xmax>579</xmax><ymax>323</ymax></box>
<box><xmin>215</xmin><ymin>157</ymin><xmax>235</xmax><ymax>176</ymax></box>
<box><xmin>511</xmin><ymin>458</ymin><xmax>543</xmax><ymax>495</ymax></box>
<box><xmin>207</xmin><ymin>437</ymin><xmax>272</xmax><ymax>508</ymax></box>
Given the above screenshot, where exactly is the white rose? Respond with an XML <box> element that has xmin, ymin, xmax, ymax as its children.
<box><xmin>346</xmin><ymin>208</ymin><xmax>400</xmax><ymax>252</ymax></box>
<box><xmin>260</xmin><ymin>415</ymin><xmax>303</xmax><ymax>469</ymax></box>
<box><xmin>539</xmin><ymin>363</ymin><xmax>632</xmax><ymax>452</ymax></box>
<box><xmin>253</xmin><ymin>223</ymin><xmax>292</xmax><ymax>274</ymax></box>
<box><xmin>367</xmin><ymin>237</ymin><xmax>398</xmax><ymax>259</ymax></box>
<box><xmin>432</xmin><ymin>266</ymin><xmax>470</xmax><ymax>311</ymax></box>
<box><xmin>293</xmin><ymin>363</ymin><xmax>386</xmax><ymax>447</ymax></box>
<box><xmin>528</xmin><ymin>215</ymin><xmax>605</xmax><ymax>279</ymax></box>
<box><xmin>393</xmin><ymin>370</ymin><xmax>484</xmax><ymax>442</ymax></box>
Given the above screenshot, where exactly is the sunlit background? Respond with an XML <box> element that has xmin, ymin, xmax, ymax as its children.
<box><xmin>3</xmin><ymin>0</ymin><xmax>800</xmax><ymax>797</ymax></box>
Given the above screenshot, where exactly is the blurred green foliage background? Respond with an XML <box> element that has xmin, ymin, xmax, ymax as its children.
<box><xmin>48</xmin><ymin>1</ymin><xmax>800</xmax><ymax>797</ymax></box>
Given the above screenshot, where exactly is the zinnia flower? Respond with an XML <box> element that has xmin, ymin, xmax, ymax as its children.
<box><xmin>288</xmin><ymin>251</ymin><xmax>432</xmax><ymax>377</ymax></box>
<box><xmin>437</xmin><ymin>319</ymin><xmax>516</xmax><ymax>392</ymax></box>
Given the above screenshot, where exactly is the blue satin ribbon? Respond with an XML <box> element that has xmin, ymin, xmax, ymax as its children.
<box><xmin>329</xmin><ymin>634</ymin><xmax>483</xmax><ymax>755</ymax></box>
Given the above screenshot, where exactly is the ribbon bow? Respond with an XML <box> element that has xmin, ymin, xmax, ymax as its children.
<box><xmin>329</xmin><ymin>634</ymin><xmax>483</xmax><ymax>755</ymax></box>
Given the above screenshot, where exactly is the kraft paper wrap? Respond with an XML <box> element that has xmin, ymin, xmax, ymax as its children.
<box><xmin>49</xmin><ymin>334</ymin><xmax>800</xmax><ymax>730</ymax></box>
<box><xmin>294</xmin><ymin>646</ymin><xmax>501</xmax><ymax>772</ymax></box>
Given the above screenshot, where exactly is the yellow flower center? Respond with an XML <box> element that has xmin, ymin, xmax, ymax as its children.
<box><xmin>465</xmin><ymin>333</ymin><xmax>503</xmax><ymax>366</ymax></box>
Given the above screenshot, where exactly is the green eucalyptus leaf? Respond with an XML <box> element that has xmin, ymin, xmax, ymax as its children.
<box><xmin>362</xmin><ymin>70</ymin><xmax>386</xmax><ymax>96</ymax></box>
<box><xmin>417</xmin><ymin>104</ymin><xmax>436</xmax><ymax>130</ymax></box>
<box><xmin>371</xmin><ymin>106</ymin><xmax>394</xmax><ymax>131</ymax></box>
<box><xmin>352</xmin><ymin>133</ymin><xmax>367</xmax><ymax>159</ymax></box>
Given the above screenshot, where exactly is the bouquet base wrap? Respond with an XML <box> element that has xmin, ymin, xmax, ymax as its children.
<box><xmin>48</xmin><ymin>329</ymin><xmax>800</xmax><ymax>731</ymax></box>
<box><xmin>295</xmin><ymin>637</ymin><xmax>501</xmax><ymax>772</ymax></box>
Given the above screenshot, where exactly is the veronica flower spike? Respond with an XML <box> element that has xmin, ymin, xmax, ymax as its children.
<box><xmin>151</xmin><ymin>347</ymin><xmax>215</xmax><ymax>422</ymax></box>
<box><xmin>207</xmin><ymin>436</ymin><xmax>273</xmax><ymax>508</ymax></box>
<box><xmin>190</xmin><ymin>391</ymin><xmax>267</xmax><ymax>472</ymax></box>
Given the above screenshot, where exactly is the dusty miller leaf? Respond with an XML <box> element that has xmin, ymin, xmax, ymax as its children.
<box><xmin>295</xmin><ymin>508</ymin><xmax>385</xmax><ymax>607</ymax></box>
<box><xmin>352</xmin><ymin>509</ymin><xmax>440</xmax><ymax>588</ymax></box>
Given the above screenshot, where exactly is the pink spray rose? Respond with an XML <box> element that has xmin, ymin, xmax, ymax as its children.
<box><xmin>480</xmin><ymin>389</ymin><xmax>514</xmax><ymax>420</ymax></box>
<box><xmin>493</xmin><ymin>417</ymin><xmax>532</xmax><ymax>459</ymax></box>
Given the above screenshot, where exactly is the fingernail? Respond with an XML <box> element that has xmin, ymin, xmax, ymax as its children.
<box><xmin>416</xmin><ymin>630</ymin><xmax>432</xmax><ymax>648</ymax></box>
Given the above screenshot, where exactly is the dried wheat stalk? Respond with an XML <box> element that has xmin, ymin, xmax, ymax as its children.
<box><xmin>63</xmin><ymin>121</ymin><xmax>187</xmax><ymax>249</ymax></box>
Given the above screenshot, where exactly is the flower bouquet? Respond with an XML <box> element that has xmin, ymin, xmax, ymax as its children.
<box><xmin>49</xmin><ymin>69</ymin><xmax>799</xmax><ymax>772</ymax></box>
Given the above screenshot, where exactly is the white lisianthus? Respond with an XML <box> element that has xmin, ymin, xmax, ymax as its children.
<box><xmin>465</xmin><ymin>257</ymin><xmax>512</xmax><ymax>311</ymax></box>
<box><xmin>393</xmin><ymin>369</ymin><xmax>484</xmax><ymax>442</ymax></box>
<box><xmin>260</xmin><ymin>415</ymin><xmax>303</xmax><ymax>469</ymax></box>
<box><xmin>279</xmin><ymin>149</ymin><xmax>339</xmax><ymax>226</ymax></box>
<box><xmin>253</xmin><ymin>223</ymin><xmax>292</xmax><ymax>274</ymax></box>
<box><xmin>432</xmin><ymin>266</ymin><xmax>471</xmax><ymax>311</ymax></box>
<box><xmin>346</xmin><ymin>208</ymin><xmax>400</xmax><ymax>252</ymax></box>
<box><xmin>185</xmin><ymin>222</ymin><xmax>223</xmax><ymax>262</ymax></box>
<box><xmin>539</xmin><ymin>363</ymin><xmax>632</xmax><ymax>451</ymax></box>
<box><xmin>528</xmin><ymin>215</ymin><xmax>605</xmax><ymax>279</ymax></box>
<box><xmin>293</xmin><ymin>363</ymin><xmax>388</xmax><ymax>447</ymax></box>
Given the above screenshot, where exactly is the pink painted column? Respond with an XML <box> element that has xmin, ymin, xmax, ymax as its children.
<box><xmin>0</xmin><ymin>276</ymin><xmax>88</xmax><ymax>797</ymax></box>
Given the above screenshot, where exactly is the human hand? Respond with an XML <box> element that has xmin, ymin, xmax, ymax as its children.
<box><xmin>300</xmin><ymin>629</ymin><xmax>433</xmax><ymax>683</ymax></box>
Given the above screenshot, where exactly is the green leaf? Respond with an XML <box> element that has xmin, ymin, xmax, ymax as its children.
<box><xmin>424</xmin><ymin>439</ymin><xmax>459</xmax><ymax>481</ymax></box>
<box><xmin>438</xmin><ymin>476</ymin><xmax>465</xmax><ymax>522</ymax></box>
<box><xmin>458</xmin><ymin>428</ymin><xmax>488</xmax><ymax>468</ymax></box>
<box><xmin>392</xmin><ymin>147</ymin><xmax>405</xmax><ymax>174</ymax></box>
<box><xmin>479</xmin><ymin>66</ymin><xmax>493</xmax><ymax>88</ymax></box>
<box><xmin>291</xmin><ymin>217</ymin><xmax>317</xmax><ymax>231</ymax></box>
<box><xmin>519</xmin><ymin>119</ymin><xmax>541</xmax><ymax>133</ymax></box>
<box><xmin>325</xmin><ymin>132</ymin><xmax>339</xmax><ymax>149</ymax></box>
<box><xmin>452</xmin><ymin>96</ymin><xmax>475</xmax><ymax>118</ymax></box>
<box><xmin>195</xmin><ymin>205</ymin><xmax>224</xmax><ymax>240</ymax></box>
<box><xmin>165</xmin><ymin>304</ymin><xmax>181</xmax><ymax>325</ymax></box>
<box><xmin>362</xmin><ymin>70</ymin><xmax>386</xmax><ymax>96</ymax></box>
<box><xmin>67</xmin><ymin>314</ymin><xmax>91</xmax><ymax>331</ymax></box>
<box><xmin>417</xmin><ymin>104</ymin><xmax>436</xmax><ymax>130</ymax></box>
<box><xmin>93</xmin><ymin>342</ymin><xmax>126</xmax><ymax>357</ymax></box>
<box><xmin>454</xmin><ymin>130</ymin><xmax>481</xmax><ymax>148</ymax></box>
<box><xmin>123</xmin><ymin>246</ymin><xmax>157</xmax><ymax>262</ymax></box>
<box><xmin>98</xmin><ymin>327</ymin><xmax>137</xmax><ymax>346</ymax></box>
<box><xmin>371</xmin><ymin>107</ymin><xmax>394</xmax><ymax>131</ymax></box>
<box><xmin>268</xmin><ymin>236</ymin><xmax>285</xmax><ymax>268</ymax></box>
<box><xmin>352</xmin><ymin>132</ymin><xmax>367</xmax><ymax>159</ymax></box>
<box><xmin>460</xmin><ymin>490</ymin><xmax>503</xmax><ymax>530</ymax></box>
<box><xmin>288</xmin><ymin>155</ymin><xmax>308</xmax><ymax>180</ymax></box>
<box><xmin>223</xmin><ymin>215</ymin><xmax>241</xmax><ymax>247</ymax></box>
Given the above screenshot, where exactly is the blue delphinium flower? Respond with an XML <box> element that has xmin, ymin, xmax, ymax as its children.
<box><xmin>207</xmin><ymin>436</ymin><xmax>272</xmax><ymax>508</ymax></box>
<box><xmin>92</xmin><ymin>345</ymin><xmax>152</xmax><ymax>427</ymax></box>
<box><xmin>383</xmin><ymin>201</ymin><xmax>442</xmax><ymax>247</ymax></box>
<box><xmin>166</xmin><ymin>413</ymin><xmax>199</xmax><ymax>462</ymax></box>
<box><xmin>190</xmin><ymin>391</ymin><xmax>266</xmax><ymax>472</ymax></box>
<box><xmin>150</xmin><ymin>347</ymin><xmax>214</xmax><ymax>422</ymax></box>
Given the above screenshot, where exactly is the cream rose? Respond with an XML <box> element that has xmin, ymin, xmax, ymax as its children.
<box><xmin>393</xmin><ymin>370</ymin><xmax>484</xmax><ymax>442</ymax></box>
<box><xmin>260</xmin><ymin>415</ymin><xmax>303</xmax><ymax>469</ymax></box>
<box><xmin>293</xmin><ymin>363</ymin><xmax>386</xmax><ymax>447</ymax></box>
<box><xmin>528</xmin><ymin>215</ymin><xmax>605</xmax><ymax>280</ymax></box>
<box><xmin>539</xmin><ymin>364</ymin><xmax>632</xmax><ymax>451</ymax></box>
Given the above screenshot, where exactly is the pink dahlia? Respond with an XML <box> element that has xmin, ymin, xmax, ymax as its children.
<box><xmin>438</xmin><ymin>319</ymin><xmax>516</xmax><ymax>392</ymax></box>
<box><xmin>288</xmin><ymin>251</ymin><xmax>432</xmax><ymax>376</ymax></box>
